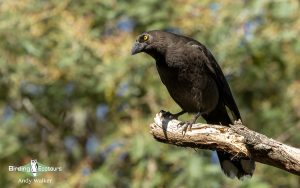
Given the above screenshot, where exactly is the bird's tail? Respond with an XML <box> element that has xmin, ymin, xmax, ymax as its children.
<box><xmin>216</xmin><ymin>151</ymin><xmax>255</xmax><ymax>179</ymax></box>
<box><xmin>202</xmin><ymin>102</ymin><xmax>255</xmax><ymax>179</ymax></box>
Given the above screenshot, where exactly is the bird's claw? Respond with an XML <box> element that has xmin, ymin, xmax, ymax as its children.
<box><xmin>177</xmin><ymin>121</ymin><xmax>193</xmax><ymax>136</ymax></box>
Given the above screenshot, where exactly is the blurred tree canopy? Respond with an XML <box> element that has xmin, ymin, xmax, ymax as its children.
<box><xmin>0</xmin><ymin>0</ymin><xmax>299</xmax><ymax>187</ymax></box>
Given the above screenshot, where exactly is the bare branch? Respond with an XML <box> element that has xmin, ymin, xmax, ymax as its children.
<box><xmin>150</xmin><ymin>111</ymin><xmax>300</xmax><ymax>176</ymax></box>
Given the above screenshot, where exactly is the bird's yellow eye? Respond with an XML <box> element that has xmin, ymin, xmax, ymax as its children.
<box><xmin>143</xmin><ymin>35</ymin><xmax>149</xmax><ymax>41</ymax></box>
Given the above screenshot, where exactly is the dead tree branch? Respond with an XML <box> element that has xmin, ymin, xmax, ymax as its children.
<box><xmin>150</xmin><ymin>111</ymin><xmax>300</xmax><ymax>176</ymax></box>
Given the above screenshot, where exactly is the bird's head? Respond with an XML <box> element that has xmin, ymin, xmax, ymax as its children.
<box><xmin>131</xmin><ymin>31</ymin><xmax>168</xmax><ymax>57</ymax></box>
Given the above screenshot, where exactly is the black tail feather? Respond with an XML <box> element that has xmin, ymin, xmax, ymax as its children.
<box><xmin>203</xmin><ymin>102</ymin><xmax>255</xmax><ymax>179</ymax></box>
<box><xmin>217</xmin><ymin>151</ymin><xmax>255</xmax><ymax>179</ymax></box>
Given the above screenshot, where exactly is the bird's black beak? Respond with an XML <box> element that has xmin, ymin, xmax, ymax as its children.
<box><xmin>131</xmin><ymin>42</ymin><xmax>145</xmax><ymax>55</ymax></box>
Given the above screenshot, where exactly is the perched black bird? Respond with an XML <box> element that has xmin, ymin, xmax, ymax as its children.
<box><xmin>131</xmin><ymin>30</ymin><xmax>255</xmax><ymax>179</ymax></box>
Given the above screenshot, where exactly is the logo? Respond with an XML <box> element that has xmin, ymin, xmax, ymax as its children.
<box><xmin>31</xmin><ymin>159</ymin><xmax>38</xmax><ymax>177</ymax></box>
<box><xmin>8</xmin><ymin>159</ymin><xmax>63</xmax><ymax>184</ymax></box>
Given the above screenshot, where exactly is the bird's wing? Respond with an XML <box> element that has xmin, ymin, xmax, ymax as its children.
<box><xmin>186</xmin><ymin>42</ymin><xmax>241</xmax><ymax>120</ymax></box>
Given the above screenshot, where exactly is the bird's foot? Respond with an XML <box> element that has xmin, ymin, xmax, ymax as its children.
<box><xmin>160</xmin><ymin>111</ymin><xmax>177</xmax><ymax>119</ymax></box>
<box><xmin>177</xmin><ymin>112</ymin><xmax>202</xmax><ymax>136</ymax></box>
<box><xmin>160</xmin><ymin>110</ymin><xmax>186</xmax><ymax>120</ymax></box>
<box><xmin>177</xmin><ymin>121</ymin><xmax>194</xmax><ymax>135</ymax></box>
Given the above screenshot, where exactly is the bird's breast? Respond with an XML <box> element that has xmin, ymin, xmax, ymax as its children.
<box><xmin>156</xmin><ymin>62</ymin><xmax>199</xmax><ymax>112</ymax></box>
<box><xmin>155</xmin><ymin>61</ymin><xmax>219</xmax><ymax>113</ymax></box>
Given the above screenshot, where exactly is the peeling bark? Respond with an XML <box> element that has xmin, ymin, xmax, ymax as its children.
<box><xmin>150</xmin><ymin>111</ymin><xmax>300</xmax><ymax>176</ymax></box>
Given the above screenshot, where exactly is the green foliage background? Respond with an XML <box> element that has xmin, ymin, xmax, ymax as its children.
<box><xmin>0</xmin><ymin>0</ymin><xmax>299</xmax><ymax>187</ymax></box>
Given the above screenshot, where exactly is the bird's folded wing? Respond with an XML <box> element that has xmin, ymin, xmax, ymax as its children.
<box><xmin>186</xmin><ymin>42</ymin><xmax>242</xmax><ymax>120</ymax></box>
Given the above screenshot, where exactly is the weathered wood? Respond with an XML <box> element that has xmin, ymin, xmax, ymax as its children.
<box><xmin>150</xmin><ymin>111</ymin><xmax>300</xmax><ymax>176</ymax></box>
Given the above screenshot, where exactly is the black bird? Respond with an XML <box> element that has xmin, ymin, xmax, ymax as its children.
<box><xmin>131</xmin><ymin>30</ymin><xmax>255</xmax><ymax>179</ymax></box>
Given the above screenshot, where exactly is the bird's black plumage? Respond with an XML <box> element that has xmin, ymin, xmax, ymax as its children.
<box><xmin>132</xmin><ymin>30</ymin><xmax>255</xmax><ymax>179</ymax></box>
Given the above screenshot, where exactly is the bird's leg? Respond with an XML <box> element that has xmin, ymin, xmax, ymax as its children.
<box><xmin>178</xmin><ymin>112</ymin><xmax>202</xmax><ymax>135</ymax></box>
<box><xmin>161</xmin><ymin>110</ymin><xmax>186</xmax><ymax>120</ymax></box>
